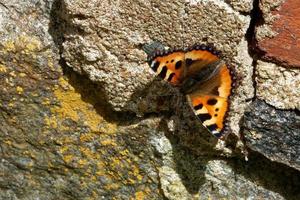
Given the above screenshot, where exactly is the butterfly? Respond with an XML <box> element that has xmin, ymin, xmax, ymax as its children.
<box><xmin>144</xmin><ymin>42</ymin><xmax>235</xmax><ymax>138</ymax></box>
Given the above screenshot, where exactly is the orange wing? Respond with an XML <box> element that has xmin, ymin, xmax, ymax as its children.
<box><xmin>184</xmin><ymin>48</ymin><xmax>219</xmax><ymax>77</ymax></box>
<box><xmin>187</xmin><ymin>61</ymin><xmax>232</xmax><ymax>138</ymax></box>
<box><xmin>146</xmin><ymin>44</ymin><xmax>233</xmax><ymax>138</ymax></box>
<box><xmin>149</xmin><ymin>51</ymin><xmax>185</xmax><ymax>85</ymax></box>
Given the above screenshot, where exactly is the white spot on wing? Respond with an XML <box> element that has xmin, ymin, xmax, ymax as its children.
<box><xmin>195</xmin><ymin>107</ymin><xmax>207</xmax><ymax>115</ymax></box>
<box><xmin>203</xmin><ymin>119</ymin><xmax>216</xmax><ymax>126</ymax></box>
<box><xmin>164</xmin><ymin>69</ymin><xmax>173</xmax><ymax>81</ymax></box>
<box><xmin>156</xmin><ymin>65</ymin><xmax>163</xmax><ymax>75</ymax></box>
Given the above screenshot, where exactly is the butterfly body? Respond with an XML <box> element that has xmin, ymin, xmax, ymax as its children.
<box><xmin>145</xmin><ymin>43</ymin><xmax>234</xmax><ymax>138</ymax></box>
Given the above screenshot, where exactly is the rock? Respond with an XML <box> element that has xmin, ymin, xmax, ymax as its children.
<box><xmin>256</xmin><ymin>0</ymin><xmax>300</xmax><ymax>67</ymax></box>
<box><xmin>153</xmin><ymin>134</ymin><xmax>292</xmax><ymax>199</ymax></box>
<box><xmin>159</xmin><ymin>166</ymin><xmax>191</xmax><ymax>200</ymax></box>
<box><xmin>224</xmin><ymin>0</ymin><xmax>254</xmax><ymax>13</ymax></box>
<box><xmin>0</xmin><ymin>1</ymin><xmax>164</xmax><ymax>198</ymax></box>
<box><xmin>59</xmin><ymin>0</ymin><xmax>254</xmax><ymax>140</ymax></box>
<box><xmin>243</xmin><ymin>99</ymin><xmax>300</xmax><ymax>171</ymax></box>
<box><xmin>1</xmin><ymin>0</ymin><xmax>300</xmax><ymax>199</ymax></box>
<box><xmin>60</xmin><ymin>0</ymin><xmax>251</xmax><ymax>111</ymax></box>
<box><xmin>256</xmin><ymin>60</ymin><xmax>300</xmax><ymax>110</ymax></box>
<box><xmin>202</xmin><ymin>160</ymin><xmax>285</xmax><ymax>199</ymax></box>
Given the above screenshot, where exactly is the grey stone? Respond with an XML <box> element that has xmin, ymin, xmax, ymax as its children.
<box><xmin>154</xmin><ymin>134</ymin><xmax>293</xmax><ymax>199</ymax></box>
<box><xmin>243</xmin><ymin>99</ymin><xmax>300</xmax><ymax>171</ymax></box>
<box><xmin>159</xmin><ymin>166</ymin><xmax>191</xmax><ymax>200</ymax></box>
<box><xmin>1</xmin><ymin>0</ymin><xmax>300</xmax><ymax>199</ymax></box>
<box><xmin>202</xmin><ymin>160</ymin><xmax>284</xmax><ymax>199</ymax></box>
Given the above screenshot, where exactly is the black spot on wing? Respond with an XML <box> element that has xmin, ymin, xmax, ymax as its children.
<box><xmin>207</xmin><ymin>98</ymin><xmax>218</xmax><ymax>105</ymax></box>
<box><xmin>194</xmin><ymin>103</ymin><xmax>203</xmax><ymax>110</ymax></box>
<box><xmin>158</xmin><ymin>66</ymin><xmax>168</xmax><ymax>79</ymax></box>
<box><xmin>167</xmin><ymin>73</ymin><xmax>175</xmax><ymax>82</ymax></box>
<box><xmin>175</xmin><ymin>60</ymin><xmax>182</xmax><ymax>69</ymax></box>
<box><xmin>206</xmin><ymin>124</ymin><xmax>218</xmax><ymax>132</ymax></box>
<box><xmin>185</xmin><ymin>58</ymin><xmax>194</xmax><ymax>67</ymax></box>
<box><xmin>152</xmin><ymin>61</ymin><xmax>160</xmax><ymax>72</ymax></box>
<box><xmin>197</xmin><ymin>113</ymin><xmax>212</xmax><ymax>122</ymax></box>
<box><xmin>211</xmin><ymin>86</ymin><xmax>220</xmax><ymax>96</ymax></box>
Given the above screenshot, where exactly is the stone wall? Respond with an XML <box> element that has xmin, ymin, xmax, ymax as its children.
<box><xmin>0</xmin><ymin>0</ymin><xmax>299</xmax><ymax>199</ymax></box>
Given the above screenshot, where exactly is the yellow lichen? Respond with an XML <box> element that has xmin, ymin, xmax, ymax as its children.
<box><xmin>42</xmin><ymin>65</ymin><xmax>151</xmax><ymax>197</ymax></box>
<box><xmin>78</xmin><ymin>159</ymin><xmax>88</xmax><ymax>167</ymax></box>
<box><xmin>79</xmin><ymin>133</ymin><xmax>95</xmax><ymax>142</ymax></box>
<box><xmin>119</xmin><ymin>149</ymin><xmax>129</xmax><ymax>156</ymax></box>
<box><xmin>134</xmin><ymin>191</ymin><xmax>146</xmax><ymax>200</ymax></box>
<box><xmin>133</xmin><ymin>166</ymin><xmax>143</xmax><ymax>182</ymax></box>
<box><xmin>16</xmin><ymin>86</ymin><xmax>24</xmax><ymax>94</ymax></box>
<box><xmin>0</xmin><ymin>64</ymin><xmax>7</xmax><ymax>73</ymax></box>
<box><xmin>95</xmin><ymin>169</ymin><xmax>105</xmax><ymax>176</ymax></box>
<box><xmin>19</xmin><ymin>72</ymin><xmax>26</xmax><ymax>77</ymax></box>
<box><xmin>100</xmin><ymin>139</ymin><xmax>117</xmax><ymax>146</ymax></box>
<box><xmin>4</xmin><ymin>140</ymin><xmax>12</xmax><ymax>146</ymax></box>
<box><xmin>104</xmin><ymin>183</ymin><xmax>120</xmax><ymax>190</ymax></box>
<box><xmin>4</xmin><ymin>40</ymin><xmax>15</xmax><ymax>52</ymax></box>
<box><xmin>63</xmin><ymin>155</ymin><xmax>74</xmax><ymax>164</ymax></box>
<box><xmin>44</xmin><ymin>116</ymin><xmax>58</xmax><ymax>129</ymax></box>
<box><xmin>2</xmin><ymin>35</ymin><xmax>42</xmax><ymax>54</ymax></box>
<box><xmin>52</xmin><ymin>77</ymin><xmax>117</xmax><ymax>133</ymax></box>
<box><xmin>42</xmin><ymin>98</ymin><xmax>51</xmax><ymax>105</ymax></box>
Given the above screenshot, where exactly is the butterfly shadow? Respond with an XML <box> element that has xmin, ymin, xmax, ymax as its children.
<box><xmin>128</xmin><ymin>77</ymin><xmax>239</xmax><ymax>194</ymax></box>
<box><xmin>161</xmin><ymin>110</ymin><xmax>241</xmax><ymax>195</ymax></box>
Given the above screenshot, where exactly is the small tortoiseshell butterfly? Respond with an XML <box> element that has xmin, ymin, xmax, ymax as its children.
<box><xmin>144</xmin><ymin>42</ymin><xmax>235</xmax><ymax>138</ymax></box>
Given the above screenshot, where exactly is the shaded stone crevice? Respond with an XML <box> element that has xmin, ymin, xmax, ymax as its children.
<box><xmin>244</xmin><ymin>0</ymin><xmax>300</xmax><ymax>111</ymax></box>
<box><xmin>244</xmin><ymin>0</ymin><xmax>298</xmax><ymax>69</ymax></box>
<box><xmin>245</xmin><ymin>59</ymin><xmax>258</xmax><ymax>103</ymax></box>
<box><xmin>245</xmin><ymin>0</ymin><xmax>264</xmax><ymax>56</ymax></box>
<box><xmin>0</xmin><ymin>2</ymin><xmax>9</xmax><ymax>10</ymax></box>
<box><xmin>244</xmin><ymin>0</ymin><xmax>263</xmax><ymax>103</ymax></box>
<box><xmin>57</xmin><ymin>56</ymin><xmax>177</xmax><ymax>126</ymax></box>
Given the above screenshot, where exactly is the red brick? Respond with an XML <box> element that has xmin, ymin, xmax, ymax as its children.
<box><xmin>257</xmin><ymin>0</ymin><xmax>300</xmax><ymax>68</ymax></box>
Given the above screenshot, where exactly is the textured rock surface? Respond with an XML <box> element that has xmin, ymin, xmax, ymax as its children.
<box><xmin>243</xmin><ymin>99</ymin><xmax>300</xmax><ymax>171</ymax></box>
<box><xmin>60</xmin><ymin>0</ymin><xmax>253</xmax><ymax>140</ymax></box>
<box><xmin>256</xmin><ymin>60</ymin><xmax>300</xmax><ymax>110</ymax></box>
<box><xmin>152</xmin><ymin>134</ymin><xmax>299</xmax><ymax>200</ymax></box>
<box><xmin>225</xmin><ymin>0</ymin><xmax>254</xmax><ymax>13</ymax></box>
<box><xmin>0</xmin><ymin>34</ymin><xmax>164</xmax><ymax>198</ymax></box>
<box><xmin>1</xmin><ymin>0</ymin><xmax>300</xmax><ymax>200</ymax></box>
<box><xmin>256</xmin><ymin>0</ymin><xmax>300</xmax><ymax>67</ymax></box>
<box><xmin>60</xmin><ymin>0</ymin><xmax>250</xmax><ymax>105</ymax></box>
<box><xmin>255</xmin><ymin>0</ymin><xmax>285</xmax><ymax>40</ymax></box>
